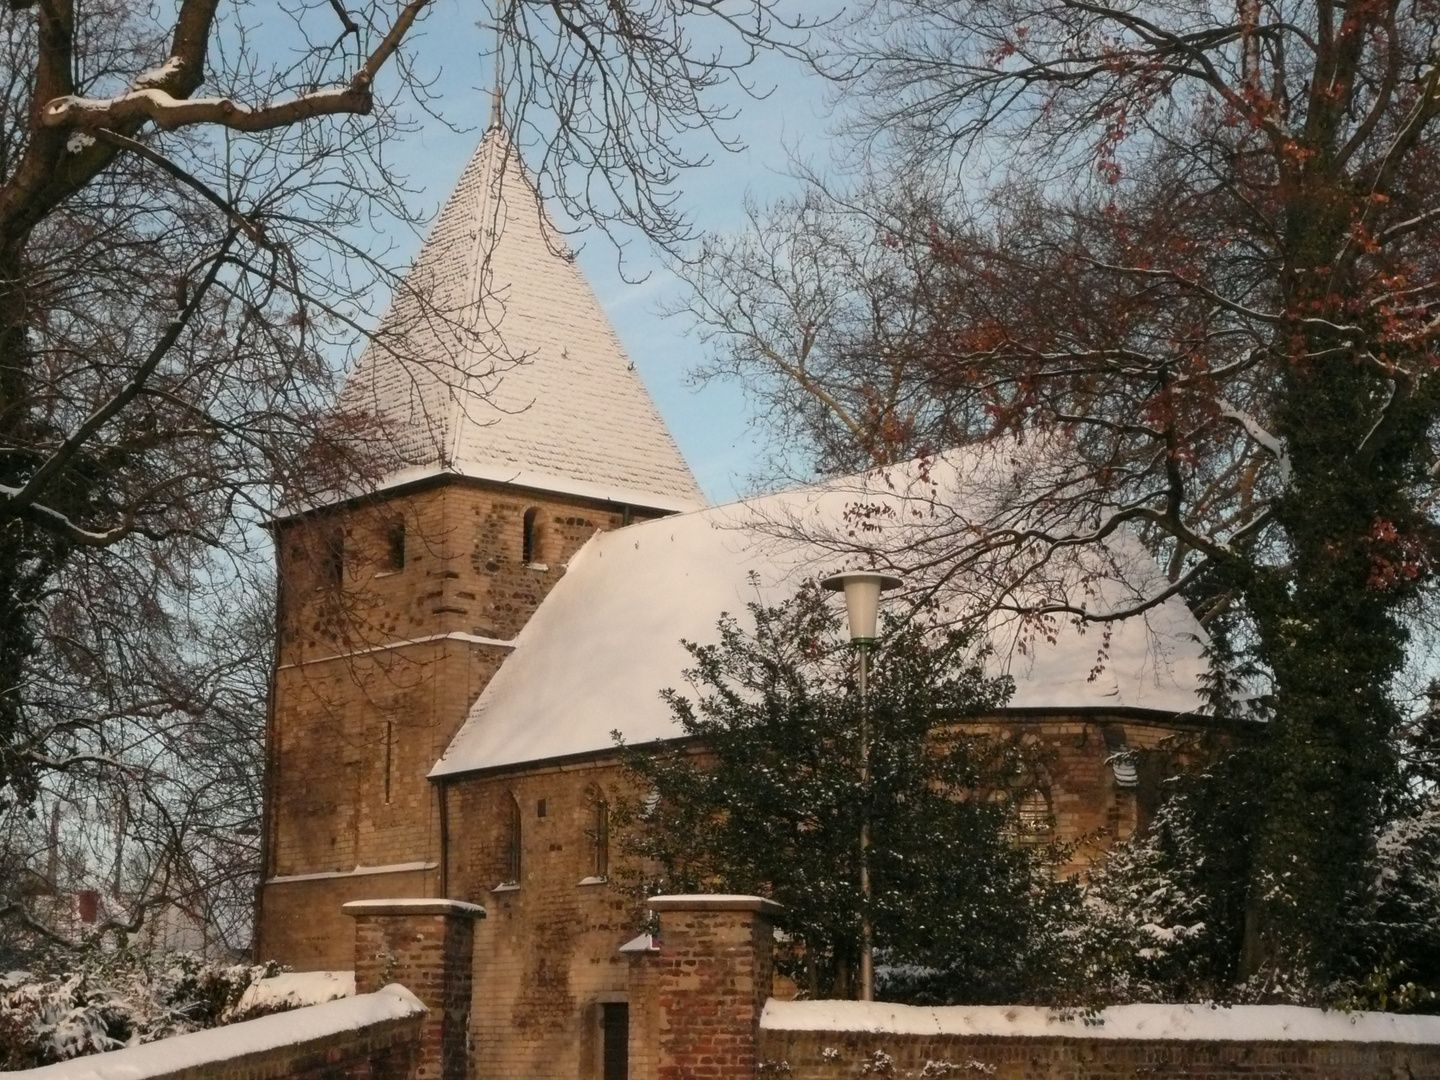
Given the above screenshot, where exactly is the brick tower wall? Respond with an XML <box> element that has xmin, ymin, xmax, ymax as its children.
<box><xmin>257</xmin><ymin>479</ymin><xmax>660</xmax><ymax>969</ymax></box>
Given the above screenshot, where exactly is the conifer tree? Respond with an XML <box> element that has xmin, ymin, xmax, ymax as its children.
<box><xmin>618</xmin><ymin>585</ymin><xmax>1081</xmax><ymax>1003</ymax></box>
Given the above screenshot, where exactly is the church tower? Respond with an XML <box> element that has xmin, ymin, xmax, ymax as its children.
<box><xmin>256</xmin><ymin>126</ymin><xmax>701</xmax><ymax>969</ymax></box>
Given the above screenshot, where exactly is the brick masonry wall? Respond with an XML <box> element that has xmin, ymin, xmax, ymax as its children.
<box><xmin>436</xmin><ymin>714</ymin><xmax>1225</xmax><ymax>1080</ymax></box>
<box><xmin>7</xmin><ymin>993</ymin><xmax>425</xmax><ymax>1080</ymax></box>
<box><xmin>348</xmin><ymin>900</ymin><xmax>481</xmax><ymax>1080</ymax></box>
<box><xmin>627</xmin><ymin>944</ymin><xmax>663</xmax><ymax>1080</ymax></box>
<box><xmin>447</xmin><ymin>758</ymin><xmax>642</xmax><ymax>1080</ymax></box>
<box><xmin>758</xmin><ymin>1027</ymin><xmax>1440</xmax><ymax>1080</ymax></box>
<box><xmin>260</xmin><ymin>478</ymin><xmax>658</xmax><ymax>970</ymax></box>
<box><xmin>142</xmin><ymin>1017</ymin><xmax>424</xmax><ymax>1080</ymax></box>
<box><xmin>648</xmin><ymin>897</ymin><xmax>779</xmax><ymax>1080</ymax></box>
<box><xmin>258</xmin><ymin>472</ymin><xmax>1248</xmax><ymax>1076</ymax></box>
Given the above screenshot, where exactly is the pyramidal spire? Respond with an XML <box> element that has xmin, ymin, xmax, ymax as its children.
<box><xmin>340</xmin><ymin>127</ymin><xmax>704</xmax><ymax>513</ymax></box>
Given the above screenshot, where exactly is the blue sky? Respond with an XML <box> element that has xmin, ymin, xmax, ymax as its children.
<box><xmin>374</xmin><ymin>3</ymin><xmax>839</xmax><ymax>503</ymax></box>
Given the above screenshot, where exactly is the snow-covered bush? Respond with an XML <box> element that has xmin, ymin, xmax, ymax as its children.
<box><xmin>1069</xmin><ymin>739</ymin><xmax>1440</xmax><ymax>1012</ymax></box>
<box><xmin>0</xmin><ymin>950</ymin><xmax>282</xmax><ymax>1068</ymax></box>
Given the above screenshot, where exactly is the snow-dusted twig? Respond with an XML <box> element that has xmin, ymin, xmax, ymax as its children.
<box><xmin>1216</xmin><ymin>398</ymin><xmax>1292</xmax><ymax>487</ymax></box>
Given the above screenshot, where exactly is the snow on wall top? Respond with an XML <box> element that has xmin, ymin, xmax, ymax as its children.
<box><xmin>4</xmin><ymin>984</ymin><xmax>424</xmax><ymax>1080</ymax></box>
<box><xmin>431</xmin><ymin>448</ymin><xmax>1212</xmax><ymax>778</ymax></box>
<box><xmin>338</xmin><ymin>126</ymin><xmax>702</xmax><ymax>514</ymax></box>
<box><xmin>761</xmin><ymin>999</ymin><xmax>1440</xmax><ymax>1044</ymax></box>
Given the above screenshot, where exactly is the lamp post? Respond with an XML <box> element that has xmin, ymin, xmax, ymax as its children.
<box><xmin>820</xmin><ymin>569</ymin><xmax>902</xmax><ymax>1003</ymax></box>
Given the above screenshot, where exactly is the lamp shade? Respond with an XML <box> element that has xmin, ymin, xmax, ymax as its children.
<box><xmin>820</xmin><ymin>571</ymin><xmax>903</xmax><ymax>644</ymax></box>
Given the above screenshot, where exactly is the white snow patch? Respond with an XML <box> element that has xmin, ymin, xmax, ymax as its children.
<box><xmin>4</xmin><ymin>985</ymin><xmax>424</xmax><ymax>1080</ymax></box>
<box><xmin>132</xmin><ymin>56</ymin><xmax>183</xmax><ymax>88</ymax></box>
<box><xmin>276</xmin><ymin>632</ymin><xmax>513</xmax><ymax>672</ymax></box>
<box><xmin>231</xmin><ymin>970</ymin><xmax>354</xmax><ymax>1016</ymax></box>
<box><xmin>1217</xmin><ymin>399</ymin><xmax>1292</xmax><ymax>487</ymax></box>
<box><xmin>761</xmin><ymin>1000</ymin><xmax>1440</xmax><ymax>1044</ymax></box>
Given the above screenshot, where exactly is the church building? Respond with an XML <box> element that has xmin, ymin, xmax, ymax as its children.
<box><xmin>255</xmin><ymin>125</ymin><xmax>1218</xmax><ymax>1080</ymax></box>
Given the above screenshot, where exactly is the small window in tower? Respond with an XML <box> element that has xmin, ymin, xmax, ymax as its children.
<box><xmin>503</xmin><ymin>792</ymin><xmax>522</xmax><ymax>885</ymax></box>
<box><xmin>318</xmin><ymin>525</ymin><xmax>344</xmax><ymax>590</ymax></box>
<box><xmin>536</xmin><ymin>798</ymin><xmax>547</xmax><ymax>818</ymax></box>
<box><xmin>588</xmin><ymin>793</ymin><xmax>610</xmax><ymax>881</ymax></box>
<box><xmin>522</xmin><ymin>507</ymin><xmax>545</xmax><ymax>565</ymax></box>
<box><xmin>384</xmin><ymin>519</ymin><xmax>406</xmax><ymax>572</ymax></box>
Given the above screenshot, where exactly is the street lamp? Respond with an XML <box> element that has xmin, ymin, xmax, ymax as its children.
<box><xmin>820</xmin><ymin>570</ymin><xmax>902</xmax><ymax>1002</ymax></box>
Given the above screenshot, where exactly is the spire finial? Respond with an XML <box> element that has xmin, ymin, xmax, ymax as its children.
<box><xmin>488</xmin><ymin>6</ymin><xmax>503</xmax><ymax>130</ymax></box>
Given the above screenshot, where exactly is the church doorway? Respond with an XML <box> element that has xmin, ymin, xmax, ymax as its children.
<box><xmin>600</xmin><ymin>1002</ymin><xmax>629</xmax><ymax>1080</ymax></box>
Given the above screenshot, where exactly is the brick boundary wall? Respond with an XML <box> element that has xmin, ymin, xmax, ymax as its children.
<box><xmin>345</xmin><ymin>898</ymin><xmax>483</xmax><ymax>1080</ymax></box>
<box><xmin>636</xmin><ymin>895</ymin><xmax>1440</xmax><ymax>1080</ymax></box>
<box><xmin>3</xmin><ymin>985</ymin><xmax>425</xmax><ymax>1080</ymax></box>
<box><xmin>758</xmin><ymin>1009</ymin><xmax>1440</xmax><ymax>1080</ymax></box>
<box><xmin>646</xmin><ymin>894</ymin><xmax>782</xmax><ymax>1080</ymax></box>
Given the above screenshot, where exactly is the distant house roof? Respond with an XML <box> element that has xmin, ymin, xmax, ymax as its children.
<box><xmin>431</xmin><ymin>451</ymin><xmax>1212</xmax><ymax>778</ymax></box>
<box><xmin>337</xmin><ymin>126</ymin><xmax>703</xmax><ymax>514</ymax></box>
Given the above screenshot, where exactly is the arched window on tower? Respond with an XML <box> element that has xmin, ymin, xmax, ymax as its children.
<box><xmin>383</xmin><ymin>518</ymin><xmax>406</xmax><ymax>572</ymax></box>
<box><xmin>522</xmin><ymin>507</ymin><xmax>542</xmax><ymax>564</ymax></box>
<box><xmin>584</xmin><ymin>787</ymin><xmax>610</xmax><ymax>882</ymax></box>
<box><xmin>503</xmin><ymin>791</ymin><xmax>522</xmax><ymax>885</ymax></box>
<box><xmin>318</xmin><ymin>524</ymin><xmax>344</xmax><ymax>590</ymax></box>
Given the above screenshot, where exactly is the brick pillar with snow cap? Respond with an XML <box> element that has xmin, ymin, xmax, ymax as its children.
<box><xmin>649</xmin><ymin>894</ymin><xmax>781</xmax><ymax>1080</ymax></box>
<box><xmin>345</xmin><ymin>898</ymin><xmax>484</xmax><ymax>1080</ymax></box>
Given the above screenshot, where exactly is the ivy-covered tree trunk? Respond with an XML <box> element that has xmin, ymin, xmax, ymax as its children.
<box><xmin>1237</xmin><ymin>158</ymin><xmax>1434</xmax><ymax>982</ymax></box>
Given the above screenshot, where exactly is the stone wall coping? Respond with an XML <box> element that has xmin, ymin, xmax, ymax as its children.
<box><xmin>761</xmin><ymin>1000</ymin><xmax>1440</xmax><ymax>1045</ymax></box>
<box><xmin>5</xmin><ymin>985</ymin><xmax>425</xmax><ymax>1080</ymax></box>
<box><xmin>618</xmin><ymin>932</ymin><xmax>659</xmax><ymax>954</ymax></box>
<box><xmin>648</xmin><ymin>893</ymin><xmax>783</xmax><ymax>915</ymax></box>
<box><xmin>342</xmin><ymin>898</ymin><xmax>486</xmax><ymax>919</ymax></box>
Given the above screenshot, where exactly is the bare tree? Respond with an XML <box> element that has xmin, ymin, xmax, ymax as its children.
<box><xmin>0</xmin><ymin>0</ymin><xmax>814</xmax><ymax>949</ymax></box>
<box><xmin>679</xmin><ymin>0</ymin><xmax>1440</xmax><ymax>993</ymax></box>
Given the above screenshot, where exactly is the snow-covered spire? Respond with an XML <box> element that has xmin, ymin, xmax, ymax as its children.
<box><xmin>339</xmin><ymin>127</ymin><xmax>704</xmax><ymax>513</ymax></box>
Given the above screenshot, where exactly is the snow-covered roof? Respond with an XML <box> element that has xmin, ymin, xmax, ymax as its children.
<box><xmin>338</xmin><ymin>126</ymin><xmax>702</xmax><ymax>514</ymax></box>
<box><xmin>430</xmin><ymin>450</ymin><xmax>1212</xmax><ymax>779</ymax></box>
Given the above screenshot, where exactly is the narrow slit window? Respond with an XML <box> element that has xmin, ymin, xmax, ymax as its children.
<box><xmin>385</xmin><ymin>520</ymin><xmax>406</xmax><ymax>572</ymax></box>
<box><xmin>589</xmin><ymin>797</ymin><xmax>610</xmax><ymax>880</ymax></box>
<box><xmin>319</xmin><ymin>525</ymin><xmax>344</xmax><ymax>590</ymax></box>
<box><xmin>384</xmin><ymin>720</ymin><xmax>394</xmax><ymax>804</ymax></box>
<box><xmin>522</xmin><ymin>507</ymin><xmax>540</xmax><ymax>563</ymax></box>
<box><xmin>505</xmin><ymin>792</ymin><xmax>522</xmax><ymax>883</ymax></box>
